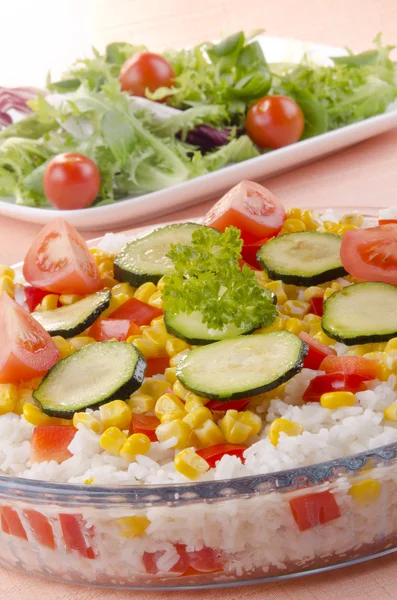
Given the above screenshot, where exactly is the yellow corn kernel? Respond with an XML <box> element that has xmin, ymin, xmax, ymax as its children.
<box><xmin>23</xmin><ymin>404</ymin><xmax>71</xmax><ymax>427</ymax></box>
<box><xmin>169</xmin><ymin>350</ymin><xmax>190</xmax><ymax>367</ymax></box>
<box><xmin>90</xmin><ymin>247</ymin><xmax>113</xmax><ymax>261</ymax></box>
<box><xmin>59</xmin><ymin>294</ymin><xmax>82</xmax><ymax>306</ymax></box>
<box><xmin>126</xmin><ymin>335</ymin><xmax>142</xmax><ymax>344</ymax></box>
<box><xmin>349</xmin><ymin>479</ymin><xmax>381</xmax><ymax>506</ymax></box>
<box><xmin>320</xmin><ymin>391</ymin><xmax>355</xmax><ymax>409</ymax></box>
<box><xmin>128</xmin><ymin>393</ymin><xmax>155</xmax><ymax>414</ymax></box>
<box><xmin>132</xmin><ymin>338</ymin><xmax>162</xmax><ymax>358</ymax></box>
<box><xmin>100</xmin><ymin>400</ymin><xmax>132</xmax><ymax>430</ymax></box>
<box><xmin>280</xmin><ymin>218</ymin><xmax>306</xmax><ymax>234</ymax></box>
<box><xmin>134</xmin><ymin>282</ymin><xmax>158</xmax><ymax>304</ymax></box>
<box><xmin>254</xmin><ymin>271</ymin><xmax>269</xmax><ymax>286</ymax></box>
<box><xmin>254</xmin><ymin>315</ymin><xmax>286</xmax><ymax>335</ymax></box>
<box><xmin>303</xmin><ymin>286</ymin><xmax>324</xmax><ymax>302</ymax></box>
<box><xmin>38</xmin><ymin>294</ymin><xmax>59</xmax><ymax>311</ymax></box>
<box><xmin>139</xmin><ymin>378</ymin><xmax>169</xmax><ymax>401</ymax></box>
<box><xmin>165</xmin><ymin>337</ymin><xmax>190</xmax><ymax>358</ymax></box>
<box><xmin>284</xmin><ymin>318</ymin><xmax>308</xmax><ymax>336</ymax></box>
<box><xmin>98</xmin><ymin>259</ymin><xmax>114</xmax><ymax>275</ymax></box>
<box><xmin>0</xmin><ymin>275</ymin><xmax>15</xmax><ymax>298</ymax></box>
<box><xmin>323</xmin><ymin>282</ymin><xmax>342</xmax><ymax>300</ymax></box>
<box><xmin>281</xmin><ymin>300</ymin><xmax>310</xmax><ymax>318</ymax></box>
<box><xmin>0</xmin><ymin>265</ymin><xmax>14</xmax><ymax>279</ymax></box>
<box><xmin>363</xmin><ymin>351</ymin><xmax>383</xmax><ymax>362</ymax></box>
<box><xmin>165</xmin><ymin>367</ymin><xmax>178</xmax><ymax>385</ymax></box>
<box><xmin>220</xmin><ymin>409</ymin><xmax>261</xmax><ymax>444</ymax></box>
<box><xmin>52</xmin><ymin>336</ymin><xmax>74</xmax><ymax>359</ymax></box>
<box><xmin>385</xmin><ymin>338</ymin><xmax>397</xmax><ymax>353</ymax></box>
<box><xmin>84</xmin><ymin>477</ymin><xmax>95</xmax><ymax>485</ymax></box>
<box><xmin>303</xmin><ymin>313</ymin><xmax>321</xmax><ymax>325</ymax></box>
<box><xmin>185</xmin><ymin>397</ymin><xmax>207</xmax><ymax>412</ymax></box>
<box><xmin>143</xmin><ymin>321</ymin><xmax>169</xmax><ymax>347</ymax></box>
<box><xmin>156</xmin><ymin>277</ymin><xmax>167</xmax><ymax>291</ymax></box>
<box><xmin>155</xmin><ymin>393</ymin><xmax>186</xmax><ymax>422</ymax></box>
<box><xmin>265</xmin><ymin>281</ymin><xmax>288</xmax><ymax>305</ymax></box>
<box><xmin>238</xmin><ymin>411</ymin><xmax>262</xmax><ymax>436</ymax></box>
<box><xmin>69</xmin><ymin>336</ymin><xmax>96</xmax><ymax>351</ymax></box>
<box><xmin>384</xmin><ymin>403</ymin><xmax>397</xmax><ymax>421</ymax></box>
<box><xmin>119</xmin><ymin>433</ymin><xmax>151</xmax><ymax>461</ymax></box>
<box><xmin>183</xmin><ymin>406</ymin><xmax>213</xmax><ymax>429</ymax></box>
<box><xmin>287</xmin><ymin>209</ymin><xmax>320</xmax><ymax>230</ymax></box>
<box><xmin>371</xmin><ymin>342</ymin><xmax>387</xmax><ymax>352</ymax></box>
<box><xmin>0</xmin><ymin>384</ymin><xmax>18</xmax><ymax>415</ymax></box>
<box><xmin>174</xmin><ymin>448</ymin><xmax>210</xmax><ymax>480</ymax></box>
<box><xmin>116</xmin><ymin>516</ymin><xmax>150</xmax><ymax>538</ymax></box>
<box><xmin>100</xmin><ymin>427</ymin><xmax>127</xmax><ymax>455</ymax></box>
<box><xmin>73</xmin><ymin>412</ymin><xmax>103</xmax><ymax>434</ymax></box>
<box><xmin>147</xmin><ymin>291</ymin><xmax>164</xmax><ymax>310</ymax></box>
<box><xmin>340</xmin><ymin>212</ymin><xmax>364</xmax><ymax>228</ymax></box>
<box><xmin>172</xmin><ymin>380</ymin><xmax>191</xmax><ymax>401</ymax></box>
<box><xmin>155</xmin><ymin>419</ymin><xmax>192</xmax><ymax>449</ymax></box>
<box><xmin>313</xmin><ymin>331</ymin><xmax>336</xmax><ymax>346</ymax></box>
<box><xmin>347</xmin><ymin>345</ymin><xmax>371</xmax><ymax>357</ymax></box>
<box><xmin>269</xmin><ymin>418</ymin><xmax>303</xmax><ymax>445</ymax></box>
<box><xmin>195</xmin><ymin>419</ymin><xmax>225</xmax><ymax>447</ymax></box>
<box><xmin>112</xmin><ymin>283</ymin><xmax>135</xmax><ymax>298</ymax></box>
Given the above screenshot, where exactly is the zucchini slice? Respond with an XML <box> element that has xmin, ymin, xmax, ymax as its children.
<box><xmin>32</xmin><ymin>290</ymin><xmax>111</xmax><ymax>338</ymax></box>
<box><xmin>257</xmin><ymin>231</ymin><xmax>346</xmax><ymax>285</ymax></box>
<box><xmin>322</xmin><ymin>282</ymin><xmax>397</xmax><ymax>345</ymax></box>
<box><xmin>114</xmin><ymin>223</ymin><xmax>209</xmax><ymax>286</ymax></box>
<box><xmin>164</xmin><ymin>311</ymin><xmax>258</xmax><ymax>345</ymax></box>
<box><xmin>34</xmin><ymin>342</ymin><xmax>146</xmax><ymax>418</ymax></box>
<box><xmin>177</xmin><ymin>331</ymin><xmax>308</xmax><ymax>400</ymax></box>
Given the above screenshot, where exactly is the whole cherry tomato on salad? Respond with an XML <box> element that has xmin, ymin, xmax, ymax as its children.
<box><xmin>23</xmin><ymin>218</ymin><xmax>102</xmax><ymax>295</ymax></box>
<box><xmin>43</xmin><ymin>153</ymin><xmax>101</xmax><ymax>210</ymax></box>
<box><xmin>245</xmin><ymin>95</ymin><xmax>305</xmax><ymax>149</ymax></box>
<box><xmin>203</xmin><ymin>180</ymin><xmax>286</xmax><ymax>243</ymax></box>
<box><xmin>119</xmin><ymin>52</ymin><xmax>175</xmax><ymax>97</ymax></box>
<box><xmin>340</xmin><ymin>224</ymin><xmax>397</xmax><ymax>285</ymax></box>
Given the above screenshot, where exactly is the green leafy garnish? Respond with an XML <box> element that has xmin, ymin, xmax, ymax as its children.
<box><xmin>162</xmin><ymin>226</ymin><xmax>277</xmax><ymax>331</ymax></box>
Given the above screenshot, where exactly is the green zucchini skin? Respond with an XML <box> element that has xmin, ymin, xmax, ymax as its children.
<box><xmin>32</xmin><ymin>290</ymin><xmax>111</xmax><ymax>339</ymax></box>
<box><xmin>259</xmin><ymin>265</ymin><xmax>347</xmax><ymax>287</ymax></box>
<box><xmin>164</xmin><ymin>312</ymin><xmax>258</xmax><ymax>345</ymax></box>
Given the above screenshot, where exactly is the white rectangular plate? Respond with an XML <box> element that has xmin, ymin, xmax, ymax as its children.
<box><xmin>2</xmin><ymin>35</ymin><xmax>397</xmax><ymax>231</ymax></box>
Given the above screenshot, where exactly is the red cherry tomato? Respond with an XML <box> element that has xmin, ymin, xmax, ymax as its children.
<box><xmin>299</xmin><ymin>332</ymin><xmax>336</xmax><ymax>370</ymax></box>
<box><xmin>340</xmin><ymin>224</ymin><xmax>397</xmax><ymax>285</ymax></box>
<box><xmin>309</xmin><ymin>296</ymin><xmax>324</xmax><ymax>317</ymax></box>
<box><xmin>0</xmin><ymin>293</ymin><xmax>60</xmax><ymax>383</ymax></box>
<box><xmin>23</xmin><ymin>218</ymin><xmax>102</xmax><ymax>295</ymax></box>
<box><xmin>109</xmin><ymin>297</ymin><xmax>163</xmax><ymax>326</ymax></box>
<box><xmin>24</xmin><ymin>286</ymin><xmax>49</xmax><ymax>312</ymax></box>
<box><xmin>119</xmin><ymin>52</ymin><xmax>175</xmax><ymax>97</ymax></box>
<box><xmin>245</xmin><ymin>95</ymin><xmax>305</xmax><ymax>149</ymax></box>
<box><xmin>302</xmin><ymin>373</ymin><xmax>366</xmax><ymax>402</ymax></box>
<box><xmin>319</xmin><ymin>355</ymin><xmax>380</xmax><ymax>381</ymax></box>
<box><xmin>206</xmin><ymin>397</ymin><xmax>251</xmax><ymax>411</ymax></box>
<box><xmin>203</xmin><ymin>180</ymin><xmax>286</xmax><ymax>244</ymax></box>
<box><xmin>88</xmin><ymin>319</ymin><xmax>140</xmax><ymax>342</ymax></box>
<box><xmin>30</xmin><ymin>426</ymin><xmax>77</xmax><ymax>464</ymax></box>
<box><xmin>196</xmin><ymin>444</ymin><xmax>248</xmax><ymax>468</ymax></box>
<box><xmin>241</xmin><ymin>236</ymin><xmax>271</xmax><ymax>269</ymax></box>
<box><xmin>145</xmin><ymin>356</ymin><xmax>170</xmax><ymax>377</ymax></box>
<box><xmin>130</xmin><ymin>414</ymin><xmax>160</xmax><ymax>441</ymax></box>
<box><xmin>43</xmin><ymin>153</ymin><xmax>100</xmax><ymax>210</ymax></box>
<box><xmin>289</xmin><ymin>491</ymin><xmax>340</xmax><ymax>531</ymax></box>
<box><xmin>24</xmin><ymin>509</ymin><xmax>55</xmax><ymax>549</ymax></box>
<box><xmin>59</xmin><ymin>514</ymin><xmax>95</xmax><ymax>559</ymax></box>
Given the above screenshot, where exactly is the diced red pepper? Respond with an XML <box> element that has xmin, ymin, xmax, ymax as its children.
<box><xmin>89</xmin><ymin>318</ymin><xmax>140</xmax><ymax>342</ymax></box>
<box><xmin>206</xmin><ymin>397</ymin><xmax>251</xmax><ymax>411</ymax></box>
<box><xmin>299</xmin><ymin>332</ymin><xmax>336</xmax><ymax>370</ymax></box>
<box><xmin>1</xmin><ymin>514</ymin><xmax>9</xmax><ymax>534</ymax></box>
<box><xmin>109</xmin><ymin>297</ymin><xmax>162</xmax><ymax>326</ymax></box>
<box><xmin>303</xmin><ymin>373</ymin><xmax>366</xmax><ymax>402</ymax></box>
<box><xmin>59</xmin><ymin>514</ymin><xmax>95</xmax><ymax>559</ymax></box>
<box><xmin>319</xmin><ymin>355</ymin><xmax>380</xmax><ymax>381</ymax></box>
<box><xmin>143</xmin><ymin>544</ymin><xmax>190</xmax><ymax>575</ymax></box>
<box><xmin>196</xmin><ymin>444</ymin><xmax>247</xmax><ymax>468</ymax></box>
<box><xmin>24</xmin><ymin>286</ymin><xmax>49</xmax><ymax>312</ymax></box>
<box><xmin>187</xmin><ymin>546</ymin><xmax>224</xmax><ymax>574</ymax></box>
<box><xmin>143</xmin><ymin>544</ymin><xmax>223</xmax><ymax>576</ymax></box>
<box><xmin>0</xmin><ymin>507</ymin><xmax>28</xmax><ymax>540</ymax></box>
<box><xmin>24</xmin><ymin>509</ymin><xmax>55</xmax><ymax>549</ymax></box>
<box><xmin>289</xmin><ymin>490</ymin><xmax>341</xmax><ymax>531</ymax></box>
<box><xmin>309</xmin><ymin>296</ymin><xmax>324</xmax><ymax>317</ymax></box>
<box><xmin>241</xmin><ymin>237</ymin><xmax>270</xmax><ymax>270</ymax></box>
<box><xmin>145</xmin><ymin>356</ymin><xmax>170</xmax><ymax>377</ymax></box>
<box><xmin>379</xmin><ymin>219</ymin><xmax>397</xmax><ymax>225</ymax></box>
<box><xmin>30</xmin><ymin>426</ymin><xmax>77</xmax><ymax>464</ymax></box>
<box><xmin>130</xmin><ymin>414</ymin><xmax>160</xmax><ymax>441</ymax></box>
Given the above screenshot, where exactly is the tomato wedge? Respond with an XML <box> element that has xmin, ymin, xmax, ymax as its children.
<box><xmin>299</xmin><ymin>332</ymin><xmax>336</xmax><ymax>370</ymax></box>
<box><xmin>303</xmin><ymin>373</ymin><xmax>366</xmax><ymax>402</ymax></box>
<box><xmin>289</xmin><ymin>491</ymin><xmax>340</xmax><ymax>531</ymax></box>
<box><xmin>309</xmin><ymin>296</ymin><xmax>324</xmax><ymax>317</ymax></box>
<box><xmin>340</xmin><ymin>224</ymin><xmax>397</xmax><ymax>285</ymax></box>
<box><xmin>0</xmin><ymin>292</ymin><xmax>60</xmax><ymax>383</ymax></box>
<box><xmin>24</xmin><ymin>509</ymin><xmax>55</xmax><ymax>549</ymax></box>
<box><xmin>145</xmin><ymin>356</ymin><xmax>170</xmax><ymax>377</ymax></box>
<box><xmin>202</xmin><ymin>181</ymin><xmax>286</xmax><ymax>244</ymax></box>
<box><xmin>130</xmin><ymin>414</ymin><xmax>160</xmax><ymax>441</ymax></box>
<box><xmin>206</xmin><ymin>397</ymin><xmax>251</xmax><ymax>411</ymax></box>
<box><xmin>0</xmin><ymin>507</ymin><xmax>28</xmax><ymax>540</ymax></box>
<box><xmin>23</xmin><ymin>218</ymin><xmax>102</xmax><ymax>295</ymax></box>
<box><xmin>59</xmin><ymin>514</ymin><xmax>95</xmax><ymax>559</ymax></box>
<box><xmin>89</xmin><ymin>318</ymin><xmax>140</xmax><ymax>342</ymax></box>
<box><xmin>30</xmin><ymin>426</ymin><xmax>76</xmax><ymax>464</ymax></box>
<box><xmin>196</xmin><ymin>444</ymin><xmax>247</xmax><ymax>468</ymax></box>
<box><xmin>109</xmin><ymin>297</ymin><xmax>163</xmax><ymax>326</ymax></box>
<box><xmin>319</xmin><ymin>355</ymin><xmax>380</xmax><ymax>381</ymax></box>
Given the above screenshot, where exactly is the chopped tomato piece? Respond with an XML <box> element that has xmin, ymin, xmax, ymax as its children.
<box><xmin>0</xmin><ymin>292</ymin><xmax>60</xmax><ymax>383</ymax></box>
<box><xmin>23</xmin><ymin>218</ymin><xmax>102</xmax><ymax>295</ymax></box>
<box><xmin>299</xmin><ymin>332</ymin><xmax>336</xmax><ymax>370</ymax></box>
<box><xmin>379</xmin><ymin>219</ymin><xmax>397</xmax><ymax>225</ymax></box>
<box><xmin>143</xmin><ymin>544</ymin><xmax>189</xmax><ymax>575</ymax></box>
<box><xmin>187</xmin><ymin>546</ymin><xmax>224</xmax><ymax>574</ymax></box>
<box><xmin>59</xmin><ymin>514</ymin><xmax>95</xmax><ymax>559</ymax></box>
<box><xmin>30</xmin><ymin>426</ymin><xmax>76</xmax><ymax>464</ymax></box>
<box><xmin>24</xmin><ymin>509</ymin><xmax>55</xmax><ymax>549</ymax></box>
<box><xmin>24</xmin><ymin>286</ymin><xmax>49</xmax><ymax>312</ymax></box>
<box><xmin>196</xmin><ymin>444</ymin><xmax>247</xmax><ymax>468</ymax></box>
<box><xmin>289</xmin><ymin>491</ymin><xmax>341</xmax><ymax>531</ymax></box>
<box><xmin>241</xmin><ymin>237</ymin><xmax>270</xmax><ymax>269</ymax></box>
<box><xmin>109</xmin><ymin>297</ymin><xmax>163</xmax><ymax>326</ymax></box>
<box><xmin>319</xmin><ymin>355</ymin><xmax>380</xmax><ymax>381</ymax></box>
<box><xmin>206</xmin><ymin>397</ymin><xmax>251</xmax><ymax>411</ymax></box>
<box><xmin>145</xmin><ymin>356</ymin><xmax>170</xmax><ymax>377</ymax></box>
<box><xmin>1</xmin><ymin>514</ymin><xmax>9</xmax><ymax>534</ymax></box>
<box><xmin>0</xmin><ymin>507</ymin><xmax>28</xmax><ymax>540</ymax></box>
<box><xmin>130</xmin><ymin>414</ymin><xmax>160</xmax><ymax>441</ymax></box>
<box><xmin>309</xmin><ymin>296</ymin><xmax>324</xmax><ymax>317</ymax></box>
<box><xmin>303</xmin><ymin>373</ymin><xmax>366</xmax><ymax>402</ymax></box>
<box><xmin>202</xmin><ymin>181</ymin><xmax>285</xmax><ymax>244</ymax></box>
<box><xmin>89</xmin><ymin>318</ymin><xmax>140</xmax><ymax>342</ymax></box>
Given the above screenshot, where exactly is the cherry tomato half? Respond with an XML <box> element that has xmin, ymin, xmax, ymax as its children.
<box><xmin>340</xmin><ymin>224</ymin><xmax>397</xmax><ymax>285</ymax></box>
<box><xmin>43</xmin><ymin>153</ymin><xmax>100</xmax><ymax>210</ymax></box>
<box><xmin>0</xmin><ymin>292</ymin><xmax>60</xmax><ymax>383</ymax></box>
<box><xmin>203</xmin><ymin>180</ymin><xmax>286</xmax><ymax>244</ymax></box>
<box><xmin>245</xmin><ymin>95</ymin><xmax>305</xmax><ymax>149</ymax></box>
<box><xmin>299</xmin><ymin>332</ymin><xmax>336</xmax><ymax>370</ymax></box>
<box><xmin>119</xmin><ymin>52</ymin><xmax>175</xmax><ymax>97</ymax></box>
<box><xmin>23</xmin><ymin>218</ymin><xmax>102</xmax><ymax>295</ymax></box>
<box><xmin>302</xmin><ymin>373</ymin><xmax>366</xmax><ymax>402</ymax></box>
<box><xmin>319</xmin><ymin>355</ymin><xmax>380</xmax><ymax>381</ymax></box>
